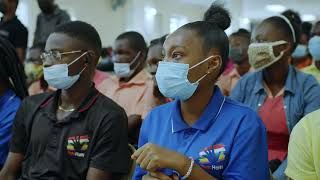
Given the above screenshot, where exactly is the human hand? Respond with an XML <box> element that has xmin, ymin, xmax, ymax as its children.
<box><xmin>132</xmin><ymin>143</ymin><xmax>190</xmax><ymax>175</ymax></box>
<box><xmin>142</xmin><ymin>172</ymin><xmax>179</xmax><ymax>180</ymax></box>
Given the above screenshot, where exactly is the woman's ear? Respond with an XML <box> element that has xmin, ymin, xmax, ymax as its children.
<box><xmin>207</xmin><ymin>55</ymin><xmax>222</xmax><ymax>74</ymax></box>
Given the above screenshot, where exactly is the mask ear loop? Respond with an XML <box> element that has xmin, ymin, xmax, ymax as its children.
<box><xmin>189</xmin><ymin>55</ymin><xmax>219</xmax><ymax>84</ymax></box>
<box><xmin>68</xmin><ymin>51</ymin><xmax>89</xmax><ymax>67</ymax></box>
<box><xmin>78</xmin><ymin>65</ymin><xmax>87</xmax><ymax>75</ymax></box>
<box><xmin>189</xmin><ymin>55</ymin><xmax>215</xmax><ymax>70</ymax></box>
<box><xmin>269</xmin><ymin>41</ymin><xmax>287</xmax><ymax>60</ymax></box>
<box><xmin>67</xmin><ymin>52</ymin><xmax>89</xmax><ymax>76</ymax></box>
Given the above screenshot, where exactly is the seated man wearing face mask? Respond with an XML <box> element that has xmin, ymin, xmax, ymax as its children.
<box><xmin>97</xmin><ymin>31</ymin><xmax>158</xmax><ymax>144</ymax></box>
<box><xmin>219</xmin><ymin>29</ymin><xmax>253</xmax><ymax>96</ymax></box>
<box><xmin>0</xmin><ymin>21</ymin><xmax>129</xmax><ymax>179</ymax></box>
<box><xmin>302</xmin><ymin>36</ymin><xmax>320</xmax><ymax>83</ymax></box>
<box><xmin>26</xmin><ymin>44</ymin><xmax>110</xmax><ymax>96</ymax></box>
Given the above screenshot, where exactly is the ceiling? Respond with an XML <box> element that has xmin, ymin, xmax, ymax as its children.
<box><xmin>178</xmin><ymin>0</ymin><xmax>320</xmax><ymax>21</ymax></box>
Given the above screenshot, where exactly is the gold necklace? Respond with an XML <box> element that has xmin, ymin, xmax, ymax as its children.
<box><xmin>58</xmin><ymin>105</ymin><xmax>75</xmax><ymax>112</ymax></box>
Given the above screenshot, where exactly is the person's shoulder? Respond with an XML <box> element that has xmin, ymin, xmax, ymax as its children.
<box><xmin>21</xmin><ymin>92</ymin><xmax>54</xmax><ymax>110</ymax></box>
<box><xmin>95</xmin><ymin>92</ymin><xmax>126</xmax><ymax>114</ymax></box>
<box><xmin>224</xmin><ymin>97</ymin><xmax>264</xmax><ymax>127</ymax></box>
<box><xmin>294</xmin><ymin>109</ymin><xmax>320</xmax><ymax>134</ymax></box>
<box><xmin>293</xmin><ymin>66</ymin><xmax>318</xmax><ymax>83</ymax></box>
<box><xmin>224</xmin><ymin>97</ymin><xmax>257</xmax><ymax>116</ymax></box>
<box><xmin>144</xmin><ymin>101</ymin><xmax>175</xmax><ymax>122</ymax></box>
<box><xmin>150</xmin><ymin>101</ymin><xmax>175</xmax><ymax>114</ymax></box>
<box><xmin>58</xmin><ymin>9</ymin><xmax>71</xmax><ymax>18</ymax></box>
<box><xmin>14</xmin><ymin>18</ymin><xmax>27</xmax><ymax>32</ymax></box>
<box><xmin>233</xmin><ymin>71</ymin><xmax>260</xmax><ymax>92</ymax></box>
<box><xmin>239</xmin><ymin>70</ymin><xmax>259</xmax><ymax>83</ymax></box>
<box><xmin>301</xmin><ymin>64</ymin><xmax>314</xmax><ymax>72</ymax></box>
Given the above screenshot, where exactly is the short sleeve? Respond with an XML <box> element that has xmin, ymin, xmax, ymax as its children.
<box><xmin>13</xmin><ymin>26</ymin><xmax>28</xmax><ymax>48</ymax></box>
<box><xmin>302</xmin><ymin>75</ymin><xmax>320</xmax><ymax>115</ymax></box>
<box><xmin>132</xmin><ymin>112</ymin><xmax>151</xmax><ymax>180</ymax></box>
<box><xmin>59</xmin><ymin>11</ymin><xmax>71</xmax><ymax>24</ymax></box>
<box><xmin>285</xmin><ymin>117</ymin><xmax>317</xmax><ymax>180</ymax></box>
<box><xmin>222</xmin><ymin>111</ymin><xmax>270</xmax><ymax>180</ymax></box>
<box><xmin>9</xmin><ymin>99</ymin><xmax>28</xmax><ymax>154</ymax></box>
<box><xmin>89</xmin><ymin>110</ymin><xmax>130</xmax><ymax>174</ymax></box>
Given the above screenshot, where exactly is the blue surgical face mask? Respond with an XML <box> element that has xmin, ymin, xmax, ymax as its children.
<box><xmin>155</xmin><ymin>56</ymin><xmax>214</xmax><ymax>101</ymax></box>
<box><xmin>43</xmin><ymin>52</ymin><xmax>88</xmax><ymax>90</ymax></box>
<box><xmin>308</xmin><ymin>36</ymin><xmax>320</xmax><ymax>61</ymax></box>
<box><xmin>113</xmin><ymin>51</ymin><xmax>141</xmax><ymax>78</ymax></box>
<box><xmin>292</xmin><ymin>44</ymin><xmax>308</xmax><ymax>58</ymax></box>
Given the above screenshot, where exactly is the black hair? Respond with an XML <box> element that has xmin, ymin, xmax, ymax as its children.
<box><xmin>150</xmin><ymin>34</ymin><xmax>167</xmax><ymax>47</ymax></box>
<box><xmin>53</xmin><ymin>21</ymin><xmax>102</xmax><ymax>57</ymax></box>
<box><xmin>30</xmin><ymin>42</ymin><xmax>46</xmax><ymax>51</ymax></box>
<box><xmin>0</xmin><ymin>37</ymin><xmax>28</xmax><ymax>98</ymax></box>
<box><xmin>178</xmin><ymin>4</ymin><xmax>231</xmax><ymax>75</ymax></box>
<box><xmin>116</xmin><ymin>31</ymin><xmax>147</xmax><ymax>52</ymax></box>
<box><xmin>301</xmin><ymin>22</ymin><xmax>312</xmax><ymax>40</ymax></box>
<box><xmin>9</xmin><ymin>0</ymin><xmax>19</xmax><ymax>9</ymax></box>
<box><xmin>263</xmin><ymin>12</ymin><xmax>301</xmax><ymax>51</ymax></box>
<box><xmin>282</xmin><ymin>10</ymin><xmax>302</xmax><ymax>26</ymax></box>
<box><xmin>230</xmin><ymin>28</ymin><xmax>251</xmax><ymax>43</ymax></box>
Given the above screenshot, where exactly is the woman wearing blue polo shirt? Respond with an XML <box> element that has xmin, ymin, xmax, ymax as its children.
<box><xmin>0</xmin><ymin>37</ymin><xmax>28</xmax><ymax>169</ymax></box>
<box><xmin>132</xmin><ymin>4</ymin><xmax>269</xmax><ymax>180</ymax></box>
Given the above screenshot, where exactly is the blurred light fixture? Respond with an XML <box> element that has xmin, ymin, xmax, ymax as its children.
<box><xmin>302</xmin><ymin>14</ymin><xmax>316</xmax><ymax>21</ymax></box>
<box><xmin>144</xmin><ymin>6</ymin><xmax>157</xmax><ymax>16</ymax></box>
<box><xmin>265</xmin><ymin>4</ymin><xmax>286</xmax><ymax>13</ymax></box>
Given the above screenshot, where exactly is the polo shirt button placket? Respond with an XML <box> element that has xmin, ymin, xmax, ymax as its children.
<box><xmin>48</xmin><ymin>123</ymin><xmax>62</xmax><ymax>151</ymax></box>
<box><xmin>183</xmin><ymin>129</ymin><xmax>195</xmax><ymax>141</ymax></box>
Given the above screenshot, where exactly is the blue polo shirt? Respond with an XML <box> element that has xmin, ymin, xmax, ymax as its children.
<box><xmin>0</xmin><ymin>89</ymin><xmax>21</xmax><ymax>166</ymax></box>
<box><xmin>133</xmin><ymin>87</ymin><xmax>269</xmax><ymax>180</ymax></box>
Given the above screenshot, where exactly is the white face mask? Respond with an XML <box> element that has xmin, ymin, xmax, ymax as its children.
<box><xmin>113</xmin><ymin>51</ymin><xmax>141</xmax><ymax>78</ymax></box>
<box><xmin>155</xmin><ymin>56</ymin><xmax>214</xmax><ymax>101</ymax></box>
<box><xmin>43</xmin><ymin>52</ymin><xmax>88</xmax><ymax>90</ymax></box>
<box><xmin>248</xmin><ymin>40</ymin><xmax>287</xmax><ymax>70</ymax></box>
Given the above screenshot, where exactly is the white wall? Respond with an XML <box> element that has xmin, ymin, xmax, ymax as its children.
<box><xmin>16</xmin><ymin>0</ymin><xmax>206</xmax><ymax>47</ymax></box>
<box><xmin>17</xmin><ymin>0</ymin><xmax>127</xmax><ymax>47</ymax></box>
<box><xmin>125</xmin><ymin>0</ymin><xmax>206</xmax><ymax>42</ymax></box>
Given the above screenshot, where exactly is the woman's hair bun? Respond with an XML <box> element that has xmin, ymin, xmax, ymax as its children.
<box><xmin>203</xmin><ymin>4</ymin><xmax>231</xmax><ymax>31</ymax></box>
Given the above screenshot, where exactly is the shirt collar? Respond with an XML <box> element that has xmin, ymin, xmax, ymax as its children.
<box><xmin>118</xmin><ymin>70</ymin><xmax>150</xmax><ymax>87</ymax></box>
<box><xmin>40</xmin><ymin>85</ymin><xmax>101</xmax><ymax>121</ymax></box>
<box><xmin>171</xmin><ymin>87</ymin><xmax>225</xmax><ymax>133</ymax></box>
<box><xmin>253</xmin><ymin>66</ymin><xmax>296</xmax><ymax>95</ymax></box>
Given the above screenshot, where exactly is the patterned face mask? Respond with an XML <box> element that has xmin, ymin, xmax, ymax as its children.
<box><xmin>248</xmin><ymin>40</ymin><xmax>287</xmax><ymax>70</ymax></box>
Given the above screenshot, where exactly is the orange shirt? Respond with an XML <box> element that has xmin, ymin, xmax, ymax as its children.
<box><xmin>219</xmin><ymin>67</ymin><xmax>254</xmax><ymax>96</ymax></box>
<box><xmin>97</xmin><ymin>70</ymin><xmax>159</xmax><ymax>118</ymax></box>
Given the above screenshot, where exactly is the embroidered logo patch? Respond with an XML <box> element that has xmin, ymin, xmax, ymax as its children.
<box><xmin>195</xmin><ymin>144</ymin><xmax>226</xmax><ymax>171</ymax></box>
<box><xmin>67</xmin><ymin>135</ymin><xmax>90</xmax><ymax>158</ymax></box>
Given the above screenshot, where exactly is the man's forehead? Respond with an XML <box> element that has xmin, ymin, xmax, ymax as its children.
<box><xmin>45</xmin><ymin>33</ymin><xmax>85</xmax><ymax>52</ymax></box>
